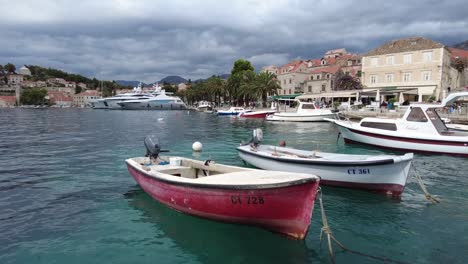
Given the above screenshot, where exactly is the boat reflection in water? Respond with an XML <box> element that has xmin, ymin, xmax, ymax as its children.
<box><xmin>124</xmin><ymin>189</ymin><xmax>316</xmax><ymax>263</ymax></box>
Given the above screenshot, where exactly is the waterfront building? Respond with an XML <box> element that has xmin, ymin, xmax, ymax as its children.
<box><xmin>35</xmin><ymin>81</ymin><xmax>47</xmax><ymax>87</ymax></box>
<box><xmin>46</xmin><ymin>86</ymin><xmax>75</xmax><ymax>95</ymax></box>
<box><xmin>448</xmin><ymin>47</ymin><xmax>468</xmax><ymax>91</ymax></box>
<box><xmin>77</xmin><ymin>82</ymin><xmax>87</xmax><ymax>90</ymax></box>
<box><xmin>261</xmin><ymin>65</ymin><xmax>279</xmax><ymax>75</ymax></box>
<box><xmin>276</xmin><ymin>60</ymin><xmax>309</xmax><ymax>95</ymax></box>
<box><xmin>19</xmin><ymin>66</ymin><xmax>31</xmax><ymax>76</ymax></box>
<box><xmin>73</xmin><ymin>90</ymin><xmax>102</xmax><ymax>107</ymax></box>
<box><xmin>178</xmin><ymin>83</ymin><xmax>188</xmax><ymax>91</ymax></box>
<box><xmin>65</xmin><ymin>81</ymin><xmax>76</xmax><ymax>88</ymax></box>
<box><xmin>7</xmin><ymin>74</ymin><xmax>24</xmax><ymax>85</ymax></box>
<box><xmin>48</xmin><ymin>91</ymin><xmax>73</xmax><ymax>107</ymax></box>
<box><xmin>47</xmin><ymin>78</ymin><xmax>67</xmax><ymax>86</ymax></box>
<box><xmin>361</xmin><ymin>37</ymin><xmax>462</xmax><ymax>102</ymax></box>
<box><xmin>0</xmin><ymin>96</ymin><xmax>16</xmax><ymax>107</ymax></box>
<box><xmin>21</xmin><ymin>81</ymin><xmax>37</xmax><ymax>88</ymax></box>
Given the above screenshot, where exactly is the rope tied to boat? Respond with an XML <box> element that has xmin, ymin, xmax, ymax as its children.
<box><xmin>317</xmin><ymin>188</ymin><xmax>409</xmax><ymax>264</ymax></box>
<box><xmin>411</xmin><ymin>165</ymin><xmax>440</xmax><ymax>204</ymax></box>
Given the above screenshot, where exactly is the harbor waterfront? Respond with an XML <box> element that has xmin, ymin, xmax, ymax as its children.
<box><xmin>1</xmin><ymin>108</ymin><xmax>468</xmax><ymax>263</ymax></box>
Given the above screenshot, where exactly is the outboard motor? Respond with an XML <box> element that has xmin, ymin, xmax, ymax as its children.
<box><xmin>252</xmin><ymin>128</ymin><xmax>263</xmax><ymax>146</ymax></box>
<box><xmin>144</xmin><ymin>135</ymin><xmax>169</xmax><ymax>160</ymax></box>
<box><xmin>144</xmin><ymin>135</ymin><xmax>161</xmax><ymax>159</ymax></box>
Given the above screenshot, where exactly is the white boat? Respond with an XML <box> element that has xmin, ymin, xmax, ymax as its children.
<box><xmin>446</xmin><ymin>123</ymin><xmax>468</xmax><ymax>132</ymax></box>
<box><xmin>327</xmin><ymin>92</ymin><xmax>468</xmax><ymax>157</ymax></box>
<box><xmin>237</xmin><ymin>129</ymin><xmax>413</xmax><ymax>195</ymax></box>
<box><xmin>117</xmin><ymin>90</ymin><xmax>187</xmax><ymax>110</ymax></box>
<box><xmin>217</xmin><ymin>107</ymin><xmax>250</xmax><ymax>116</ymax></box>
<box><xmin>266</xmin><ymin>101</ymin><xmax>337</xmax><ymax>122</ymax></box>
<box><xmin>196</xmin><ymin>101</ymin><xmax>213</xmax><ymax>112</ymax></box>
<box><xmin>90</xmin><ymin>99</ymin><xmax>108</xmax><ymax>109</ymax></box>
<box><xmin>102</xmin><ymin>93</ymin><xmax>155</xmax><ymax>109</ymax></box>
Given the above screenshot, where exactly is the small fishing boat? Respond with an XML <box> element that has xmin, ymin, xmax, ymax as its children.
<box><xmin>217</xmin><ymin>107</ymin><xmax>250</xmax><ymax>116</ymax></box>
<box><xmin>266</xmin><ymin>101</ymin><xmax>337</xmax><ymax>122</ymax></box>
<box><xmin>238</xmin><ymin>110</ymin><xmax>276</xmax><ymax>118</ymax></box>
<box><xmin>327</xmin><ymin>91</ymin><xmax>468</xmax><ymax>157</ymax></box>
<box><xmin>237</xmin><ymin>129</ymin><xmax>413</xmax><ymax>195</ymax></box>
<box><xmin>125</xmin><ymin>136</ymin><xmax>320</xmax><ymax>239</ymax></box>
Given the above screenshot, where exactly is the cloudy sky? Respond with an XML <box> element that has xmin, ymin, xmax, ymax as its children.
<box><xmin>1</xmin><ymin>0</ymin><xmax>467</xmax><ymax>83</ymax></box>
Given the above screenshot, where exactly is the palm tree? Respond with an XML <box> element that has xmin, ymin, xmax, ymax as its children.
<box><xmin>254</xmin><ymin>72</ymin><xmax>281</xmax><ymax>107</ymax></box>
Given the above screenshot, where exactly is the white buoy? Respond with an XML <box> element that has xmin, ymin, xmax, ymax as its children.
<box><xmin>192</xmin><ymin>141</ymin><xmax>203</xmax><ymax>152</ymax></box>
<box><xmin>158</xmin><ymin>118</ymin><xmax>164</xmax><ymax>121</ymax></box>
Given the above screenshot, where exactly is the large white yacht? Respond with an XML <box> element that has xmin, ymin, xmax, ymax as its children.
<box><xmin>117</xmin><ymin>90</ymin><xmax>187</xmax><ymax>110</ymax></box>
<box><xmin>92</xmin><ymin>83</ymin><xmax>162</xmax><ymax>110</ymax></box>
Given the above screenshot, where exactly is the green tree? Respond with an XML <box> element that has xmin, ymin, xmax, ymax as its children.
<box><xmin>254</xmin><ymin>72</ymin><xmax>280</xmax><ymax>107</ymax></box>
<box><xmin>334</xmin><ymin>69</ymin><xmax>363</xmax><ymax>90</ymax></box>
<box><xmin>75</xmin><ymin>86</ymin><xmax>83</xmax><ymax>94</ymax></box>
<box><xmin>0</xmin><ymin>65</ymin><xmax>4</xmax><ymax>75</ymax></box>
<box><xmin>163</xmin><ymin>83</ymin><xmax>177</xmax><ymax>94</ymax></box>
<box><xmin>20</xmin><ymin>88</ymin><xmax>48</xmax><ymax>105</ymax></box>
<box><xmin>5</xmin><ymin>63</ymin><xmax>16</xmax><ymax>74</ymax></box>
<box><xmin>227</xmin><ymin>59</ymin><xmax>255</xmax><ymax>106</ymax></box>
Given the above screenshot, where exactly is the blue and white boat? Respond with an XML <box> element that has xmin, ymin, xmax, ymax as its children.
<box><xmin>217</xmin><ymin>107</ymin><xmax>250</xmax><ymax>116</ymax></box>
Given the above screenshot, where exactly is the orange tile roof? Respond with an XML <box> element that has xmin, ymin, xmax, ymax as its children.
<box><xmin>310</xmin><ymin>65</ymin><xmax>341</xmax><ymax>74</ymax></box>
<box><xmin>449</xmin><ymin>48</ymin><xmax>468</xmax><ymax>59</ymax></box>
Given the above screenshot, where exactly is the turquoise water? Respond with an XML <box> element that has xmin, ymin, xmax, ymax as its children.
<box><xmin>1</xmin><ymin>109</ymin><xmax>467</xmax><ymax>264</ymax></box>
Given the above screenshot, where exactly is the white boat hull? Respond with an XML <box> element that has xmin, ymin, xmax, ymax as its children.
<box><xmin>266</xmin><ymin>113</ymin><xmax>337</xmax><ymax>122</ymax></box>
<box><xmin>333</xmin><ymin>121</ymin><xmax>468</xmax><ymax>157</ymax></box>
<box><xmin>237</xmin><ymin>145</ymin><xmax>413</xmax><ymax>195</ymax></box>
<box><xmin>118</xmin><ymin>101</ymin><xmax>187</xmax><ymax>110</ymax></box>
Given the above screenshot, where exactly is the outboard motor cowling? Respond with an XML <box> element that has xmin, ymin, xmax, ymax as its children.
<box><xmin>144</xmin><ymin>135</ymin><xmax>161</xmax><ymax>159</ymax></box>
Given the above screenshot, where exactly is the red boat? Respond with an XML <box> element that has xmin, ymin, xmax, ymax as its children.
<box><xmin>125</xmin><ymin>137</ymin><xmax>320</xmax><ymax>239</ymax></box>
<box><xmin>238</xmin><ymin>110</ymin><xmax>276</xmax><ymax>118</ymax></box>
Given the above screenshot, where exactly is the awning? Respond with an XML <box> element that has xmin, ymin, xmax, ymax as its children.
<box><xmin>296</xmin><ymin>91</ymin><xmax>359</xmax><ymax>100</ymax></box>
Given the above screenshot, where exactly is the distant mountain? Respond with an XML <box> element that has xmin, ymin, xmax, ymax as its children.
<box><xmin>193</xmin><ymin>74</ymin><xmax>231</xmax><ymax>84</ymax></box>
<box><xmin>452</xmin><ymin>40</ymin><xmax>468</xmax><ymax>50</ymax></box>
<box><xmin>115</xmin><ymin>80</ymin><xmax>146</xmax><ymax>87</ymax></box>
<box><xmin>158</xmin><ymin>75</ymin><xmax>187</xmax><ymax>85</ymax></box>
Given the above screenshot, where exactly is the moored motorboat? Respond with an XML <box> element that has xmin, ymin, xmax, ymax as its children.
<box><xmin>266</xmin><ymin>101</ymin><xmax>337</xmax><ymax>122</ymax></box>
<box><xmin>237</xmin><ymin>129</ymin><xmax>413</xmax><ymax>195</ymax></box>
<box><xmin>217</xmin><ymin>107</ymin><xmax>250</xmax><ymax>116</ymax></box>
<box><xmin>125</xmin><ymin>136</ymin><xmax>320</xmax><ymax>239</ymax></box>
<box><xmin>327</xmin><ymin>92</ymin><xmax>468</xmax><ymax>157</ymax></box>
<box><xmin>238</xmin><ymin>110</ymin><xmax>276</xmax><ymax>118</ymax></box>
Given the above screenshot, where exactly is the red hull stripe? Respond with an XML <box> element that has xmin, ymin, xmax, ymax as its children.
<box><xmin>344</xmin><ymin>127</ymin><xmax>468</xmax><ymax>146</ymax></box>
<box><xmin>320</xmin><ymin>179</ymin><xmax>404</xmax><ymax>196</ymax></box>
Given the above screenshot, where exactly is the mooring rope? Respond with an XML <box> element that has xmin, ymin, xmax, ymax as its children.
<box><xmin>411</xmin><ymin>165</ymin><xmax>440</xmax><ymax>204</ymax></box>
<box><xmin>318</xmin><ymin>188</ymin><xmax>409</xmax><ymax>264</ymax></box>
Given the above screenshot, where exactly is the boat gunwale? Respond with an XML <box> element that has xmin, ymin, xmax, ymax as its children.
<box><xmin>126</xmin><ymin>159</ymin><xmax>319</xmax><ymax>190</ymax></box>
<box><xmin>236</xmin><ymin>145</ymin><xmax>410</xmax><ymax>166</ymax></box>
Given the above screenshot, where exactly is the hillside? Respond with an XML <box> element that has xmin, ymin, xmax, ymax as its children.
<box><xmin>158</xmin><ymin>75</ymin><xmax>187</xmax><ymax>85</ymax></box>
<box><xmin>453</xmin><ymin>40</ymin><xmax>468</xmax><ymax>50</ymax></box>
<box><xmin>115</xmin><ymin>80</ymin><xmax>147</xmax><ymax>87</ymax></box>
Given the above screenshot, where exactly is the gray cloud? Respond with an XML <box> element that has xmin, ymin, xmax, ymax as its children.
<box><xmin>1</xmin><ymin>0</ymin><xmax>467</xmax><ymax>83</ymax></box>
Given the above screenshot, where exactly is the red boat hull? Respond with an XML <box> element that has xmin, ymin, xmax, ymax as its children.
<box><xmin>127</xmin><ymin>164</ymin><xmax>319</xmax><ymax>239</ymax></box>
<box><xmin>239</xmin><ymin>111</ymin><xmax>275</xmax><ymax>118</ymax></box>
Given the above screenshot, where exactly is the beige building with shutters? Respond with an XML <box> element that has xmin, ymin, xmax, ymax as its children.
<box><xmin>362</xmin><ymin>37</ymin><xmax>460</xmax><ymax>102</ymax></box>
